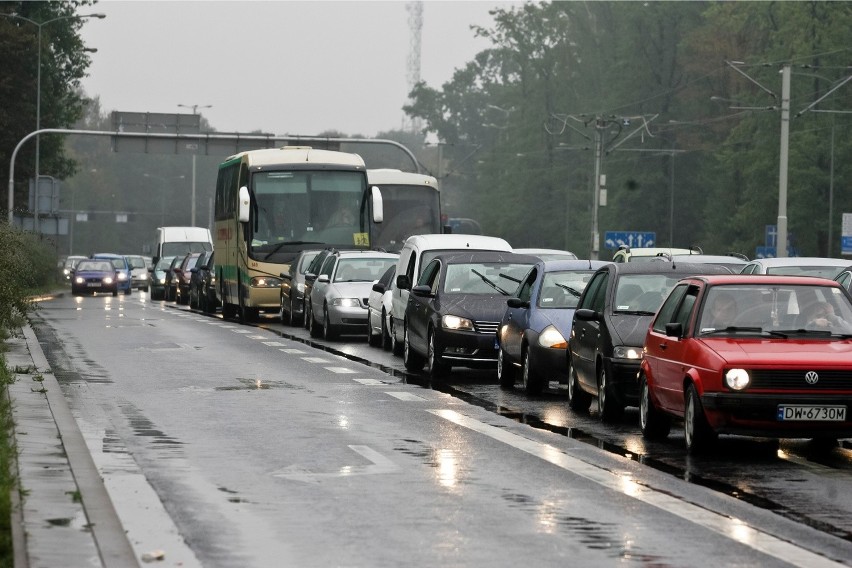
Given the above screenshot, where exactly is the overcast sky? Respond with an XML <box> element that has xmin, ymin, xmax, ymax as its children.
<box><xmin>79</xmin><ymin>1</ymin><xmax>520</xmax><ymax>137</ymax></box>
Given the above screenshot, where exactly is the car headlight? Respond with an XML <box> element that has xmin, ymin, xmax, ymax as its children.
<box><xmin>139</xmin><ymin>274</ymin><xmax>148</xmax><ymax>280</ymax></box>
<box><xmin>158</xmin><ymin>277</ymin><xmax>166</xmax><ymax>284</ymax></box>
<box><xmin>210</xmin><ymin>276</ymin><xmax>216</xmax><ymax>284</ymax></box>
<box><xmin>117</xmin><ymin>272</ymin><xmax>128</xmax><ymax>280</ymax></box>
<box><xmin>251</xmin><ymin>277</ymin><xmax>282</xmax><ymax>288</ymax></box>
<box><xmin>442</xmin><ymin>314</ymin><xmax>474</xmax><ymax>331</ymax></box>
<box><xmin>104</xmin><ymin>277</ymin><xmax>114</xmax><ymax>284</ymax></box>
<box><xmin>74</xmin><ymin>277</ymin><xmax>84</xmax><ymax>284</ymax></box>
<box><xmin>538</xmin><ymin>325</ymin><xmax>567</xmax><ymax>349</ymax></box>
<box><xmin>333</xmin><ymin>298</ymin><xmax>360</xmax><ymax>308</ymax></box>
<box><xmin>63</xmin><ymin>269</ymin><xmax>71</xmax><ymax>275</ymax></box>
<box><xmin>613</xmin><ymin>345</ymin><xmax>642</xmax><ymax>359</ymax></box>
<box><xmin>725</xmin><ymin>368</ymin><xmax>751</xmax><ymax>390</ymax></box>
<box><xmin>296</xmin><ymin>282</ymin><xmax>305</xmax><ymax>292</ymax></box>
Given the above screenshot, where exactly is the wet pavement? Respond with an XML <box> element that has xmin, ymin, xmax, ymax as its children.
<box><xmin>4</xmin><ymin>325</ymin><xmax>139</xmax><ymax>568</ymax></box>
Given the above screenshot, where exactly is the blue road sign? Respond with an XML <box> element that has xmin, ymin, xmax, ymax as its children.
<box><xmin>842</xmin><ymin>236</ymin><xmax>852</xmax><ymax>255</ymax></box>
<box><xmin>604</xmin><ymin>231</ymin><xmax>656</xmax><ymax>250</ymax></box>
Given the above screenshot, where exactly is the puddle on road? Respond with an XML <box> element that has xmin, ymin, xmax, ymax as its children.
<box><xmin>215</xmin><ymin>377</ymin><xmax>305</xmax><ymax>391</ymax></box>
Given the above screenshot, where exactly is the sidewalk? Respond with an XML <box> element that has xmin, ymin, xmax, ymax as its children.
<box><xmin>4</xmin><ymin>324</ymin><xmax>139</xmax><ymax>568</ymax></box>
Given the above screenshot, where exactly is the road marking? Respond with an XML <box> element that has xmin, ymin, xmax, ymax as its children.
<box><xmin>248</xmin><ymin>335</ymin><xmax>267</xmax><ymax>339</ymax></box>
<box><xmin>262</xmin><ymin>341</ymin><xmax>287</xmax><ymax>347</ymax></box>
<box><xmin>353</xmin><ymin>378</ymin><xmax>385</xmax><ymax>386</ymax></box>
<box><xmin>385</xmin><ymin>392</ymin><xmax>426</xmax><ymax>401</ymax></box>
<box><xmin>325</xmin><ymin>367</ymin><xmax>356</xmax><ymax>374</ymax></box>
<box><xmin>232</xmin><ymin>329</ymin><xmax>251</xmax><ymax>334</ymax></box>
<box><xmin>429</xmin><ymin>409</ymin><xmax>844</xmax><ymax>568</ymax></box>
<box><xmin>280</xmin><ymin>349</ymin><xmax>306</xmax><ymax>354</ymax></box>
<box><xmin>272</xmin><ymin>445</ymin><xmax>399</xmax><ymax>482</ymax></box>
<box><xmin>302</xmin><ymin>357</ymin><xmax>330</xmax><ymax>363</ymax></box>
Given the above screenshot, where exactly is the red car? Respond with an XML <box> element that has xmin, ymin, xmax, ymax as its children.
<box><xmin>640</xmin><ymin>274</ymin><xmax>852</xmax><ymax>453</ymax></box>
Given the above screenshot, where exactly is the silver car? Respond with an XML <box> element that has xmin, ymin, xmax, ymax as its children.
<box><xmin>739</xmin><ymin>256</ymin><xmax>850</xmax><ymax>278</ymax></box>
<box><xmin>125</xmin><ymin>255</ymin><xmax>150</xmax><ymax>290</ymax></box>
<box><xmin>307</xmin><ymin>250</ymin><xmax>399</xmax><ymax>341</ymax></box>
<box><xmin>366</xmin><ymin>264</ymin><xmax>396</xmax><ymax>349</ymax></box>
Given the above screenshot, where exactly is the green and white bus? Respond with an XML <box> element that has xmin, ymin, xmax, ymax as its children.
<box><xmin>213</xmin><ymin>147</ymin><xmax>383</xmax><ymax>321</ymax></box>
<box><xmin>366</xmin><ymin>168</ymin><xmax>443</xmax><ymax>252</ymax></box>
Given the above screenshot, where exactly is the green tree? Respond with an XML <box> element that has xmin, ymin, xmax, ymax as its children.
<box><xmin>0</xmin><ymin>0</ymin><xmax>97</xmax><ymax>218</ymax></box>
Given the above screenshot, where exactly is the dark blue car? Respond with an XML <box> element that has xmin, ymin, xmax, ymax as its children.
<box><xmin>91</xmin><ymin>253</ymin><xmax>133</xmax><ymax>295</ymax></box>
<box><xmin>497</xmin><ymin>260</ymin><xmax>610</xmax><ymax>394</ymax></box>
<box><xmin>70</xmin><ymin>259</ymin><xmax>119</xmax><ymax>296</ymax></box>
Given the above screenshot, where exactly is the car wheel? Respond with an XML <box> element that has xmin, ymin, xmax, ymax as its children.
<box><xmin>323</xmin><ymin>305</ymin><xmax>338</xmax><ymax>340</ymax></box>
<box><xmin>427</xmin><ymin>328</ymin><xmax>450</xmax><ymax>378</ymax></box>
<box><xmin>309</xmin><ymin>304</ymin><xmax>322</xmax><ymax>338</ymax></box>
<box><xmin>403</xmin><ymin>325</ymin><xmax>424</xmax><ymax>371</ymax></box>
<box><xmin>497</xmin><ymin>347</ymin><xmax>515</xmax><ymax>389</ymax></box>
<box><xmin>639</xmin><ymin>374</ymin><xmax>671</xmax><ymax>439</ymax></box>
<box><xmin>288</xmin><ymin>295</ymin><xmax>298</xmax><ymax>326</ymax></box>
<box><xmin>380</xmin><ymin>309</ymin><xmax>392</xmax><ymax>351</ymax></box>
<box><xmin>522</xmin><ymin>349</ymin><xmax>544</xmax><ymax>395</ymax></box>
<box><xmin>304</xmin><ymin>300</ymin><xmax>312</xmax><ymax>331</ymax></box>
<box><xmin>567</xmin><ymin>355</ymin><xmax>592</xmax><ymax>412</ymax></box>
<box><xmin>390</xmin><ymin>317</ymin><xmax>403</xmax><ymax>356</ymax></box>
<box><xmin>684</xmin><ymin>383</ymin><xmax>716</xmax><ymax>454</ymax></box>
<box><xmin>112</xmin><ymin>290</ymin><xmax>118</xmax><ymax>297</ymax></box>
<box><xmin>596</xmin><ymin>364</ymin><xmax>624</xmax><ymax>422</ymax></box>
<box><xmin>367</xmin><ymin>309</ymin><xmax>382</xmax><ymax>346</ymax></box>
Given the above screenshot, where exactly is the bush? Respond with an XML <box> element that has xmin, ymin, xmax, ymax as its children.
<box><xmin>0</xmin><ymin>224</ymin><xmax>57</xmax><ymax>335</ymax></box>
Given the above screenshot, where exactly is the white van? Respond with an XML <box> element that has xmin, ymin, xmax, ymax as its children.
<box><xmin>153</xmin><ymin>226</ymin><xmax>213</xmax><ymax>264</ymax></box>
<box><xmin>387</xmin><ymin>233</ymin><xmax>512</xmax><ymax>354</ymax></box>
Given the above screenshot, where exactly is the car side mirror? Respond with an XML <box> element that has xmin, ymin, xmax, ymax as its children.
<box><xmin>396</xmin><ymin>274</ymin><xmax>411</xmax><ymax>290</ymax></box>
<box><xmin>317</xmin><ymin>274</ymin><xmax>330</xmax><ymax>283</ymax></box>
<box><xmin>190</xmin><ymin>267</ymin><xmax>198</xmax><ymax>274</ymax></box>
<box><xmin>305</xmin><ymin>273</ymin><xmax>317</xmax><ymax>282</ymax></box>
<box><xmin>372</xmin><ymin>282</ymin><xmax>386</xmax><ymax>294</ymax></box>
<box><xmin>665</xmin><ymin>322</ymin><xmax>684</xmax><ymax>338</ymax></box>
<box><xmin>507</xmin><ymin>297</ymin><xmax>529</xmax><ymax>309</ymax></box>
<box><xmin>574</xmin><ymin>308</ymin><xmax>599</xmax><ymax>321</ymax></box>
<box><xmin>411</xmin><ymin>284</ymin><xmax>433</xmax><ymax>298</ymax></box>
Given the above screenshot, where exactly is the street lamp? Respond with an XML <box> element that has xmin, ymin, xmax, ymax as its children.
<box><xmin>177</xmin><ymin>103</ymin><xmax>211</xmax><ymax>226</ymax></box>
<box><xmin>0</xmin><ymin>11</ymin><xmax>105</xmax><ymax>230</ymax></box>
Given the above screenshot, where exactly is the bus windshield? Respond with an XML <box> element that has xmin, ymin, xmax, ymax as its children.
<box><xmin>250</xmin><ymin>170</ymin><xmax>368</xmax><ymax>253</ymax></box>
<box><xmin>372</xmin><ymin>184</ymin><xmax>441</xmax><ymax>251</ymax></box>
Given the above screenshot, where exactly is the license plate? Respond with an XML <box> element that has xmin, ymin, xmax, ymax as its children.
<box><xmin>87</xmin><ymin>283</ymin><xmax>101</xmax><ymax>288</ymax></box>
<box><xmin>777</xmin><ymin>405</ymin><xmax>846</xmax><ymax>421</ymax></box>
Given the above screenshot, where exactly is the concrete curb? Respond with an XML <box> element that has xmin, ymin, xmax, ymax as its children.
<box><xmin>5</xmin><ymin>325</ymin><xmax>139</xmax><ymax>567</ymax></box>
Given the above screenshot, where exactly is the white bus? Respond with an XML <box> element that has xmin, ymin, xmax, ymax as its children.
<box><xmin>214</xmin><ymin>147</ymin><xmax>382</xmax><ymax>321</ymax></box>
<box><xmin>367</xmin><ymin>169</ymin><xmax>443</xmax><ymax>252</ymax></box>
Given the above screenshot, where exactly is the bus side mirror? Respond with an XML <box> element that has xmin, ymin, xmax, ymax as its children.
<box><xmin>238</xmin><ymin>185</ymin><xmax>250</xmax><ymax>223</ymax></box>
<box><xmin>371</xmin><ymin>186</ymin><xmax>383</xmax><ymax>223</ymax></box>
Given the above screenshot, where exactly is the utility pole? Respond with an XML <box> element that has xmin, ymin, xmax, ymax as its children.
<box><xmin>776</xmin><ymin>63</ymin><xmax>791</xmax><ymax>258</ymax></box>
<box><xmin>591</xmin><ymin>120</ymin><xmax>604</xmax><ymax>260</ymax></box>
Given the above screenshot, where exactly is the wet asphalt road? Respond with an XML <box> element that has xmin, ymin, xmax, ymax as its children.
<box><xmin>30</xmin><ymin>291</ymin><xmax>852</xmax><ymax>567</ymax></box>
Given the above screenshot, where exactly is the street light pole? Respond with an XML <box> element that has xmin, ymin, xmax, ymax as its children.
<box><xmin>0</xmin><ymin>11</ymin><xmax>104</xmax><ymax>229</ymax></box>
<box><xmin>177</xmin><ymin>103</ymin><xmax>211</xmax><ymax>226</ymax></box>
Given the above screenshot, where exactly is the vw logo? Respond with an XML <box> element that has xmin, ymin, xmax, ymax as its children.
<box><xmin>804</xmin><ymin>371</ymin><xmax>819</xmax><ymax>385</ymax></box>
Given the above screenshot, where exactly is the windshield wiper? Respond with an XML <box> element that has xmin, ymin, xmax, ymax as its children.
<box><xmin>499</xmin><ymin>273</ymin><xmax>522</xmax><ymax>284</ymax></box>
<box><xmin>471</xmin><ymin>269</ymin><xmax>511</xmax><ymax>296</ymax></box>
<box><xmin>615</xmin><ymin>309</ymin><xmax>656</xmax><ymax>316</ymax></box>
<box><xmin>702</xmin><ymin>326</ymin><xmax>764</xmax><ymax>336</ymax></box>
<box><xmin>555</xmin><ymin>282</ymin><xmax>583</xmax><ymax>297</ymax></box>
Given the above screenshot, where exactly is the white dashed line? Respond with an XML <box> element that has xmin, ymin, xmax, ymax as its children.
<box><xmin>262</xmin><ymin>341</ymin><xmax>287</xmax><ymax>347</ymax></box>
<box><xmin>248</xmin><ymin>335</ymin><xmax>267</xmax><ymax>339</ymax></box>
<box><xmin>325</xmin><ymin>367</ymin><xmax>357</xmax><ymax>374</ymax></box>
<box><xmin>385</xmin><ymin>392</ymin><xmax>425</xmax><ymax>401</ymax></box>
<box><xmin>302</xmin><ymin>357</ymin><xmax>330</xmax><ymax>363</ymax></box>
<box><xmin>232</xmin><ymin>329</ymin><xmax>251</xmax><ymax>334</ymax></box>
<box><xmin>353</xmin><ymin>378</ymin><xmax>385</xmax><ymax>386</ymax></box>
<box><xmin>280</xmin><ymin>349</ymin><xmax>306</xmax><ymax>354</ymax></box>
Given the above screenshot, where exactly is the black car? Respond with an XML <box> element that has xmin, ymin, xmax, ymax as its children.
<box><xmin>189</xmin><ymin>251</ymin><xmax>215</xmax><ymax>311</ymax></box>
<box><xmin>567</xmin><ymin>262</ymin><xmax>730</xmax><ymax>421</ymax></box>
<box><xmin>163</xmin><ymin>255</ymin><xmax>183</xmax><ymax>302</ymax></box>
<box><xmin>280</xmin><ymin>249</ymin><xmax>322</xmax><ymax>326</ymax></box>
<box><xmin>403</xmin><ymin>251</ymin><xmax>539</xmax><ymax>378</ymax></box>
